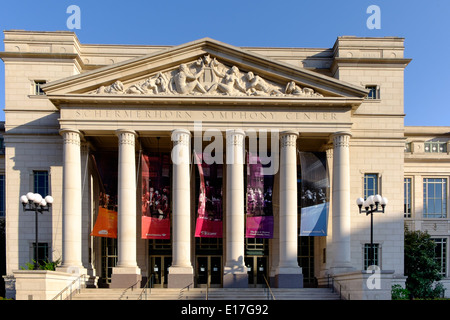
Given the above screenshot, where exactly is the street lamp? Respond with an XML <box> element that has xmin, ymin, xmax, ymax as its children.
<box><xmin>20</xmin><ymin>192</ymin><xmax>53</xmax><ymax>270</ymax></box>
<box><xmin>356</xmin><ymin>194</ymin><xmax>388</xmax><ymax>268</ymax></box>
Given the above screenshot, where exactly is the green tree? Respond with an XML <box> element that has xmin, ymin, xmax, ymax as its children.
<box><xmin>404</xmin><ymin>228</ymin><xmax>444</xmax><ymax>299</ymax></box>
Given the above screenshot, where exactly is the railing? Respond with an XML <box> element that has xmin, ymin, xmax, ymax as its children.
<box><xmin>119</xmin><ymin>280</ymin><xmax>140</xmax><ymax>300</ymax></box>
<box><xmin>263</xmin><ymin>275</ymin><xmax>276</xmax><ymax>300</ymax></box>
<box><xmin>328</xmin><ymin>274</ymin><xmax>342</xmax><ymax>300</ymax></box>
<box><xmin>138</xmin><ymin>275</ymin><xmax>154</xmax><ymax>300</ymax></box>
<box><xmin>178</xmin><ymin>282</ymin><xmax>194</xmax><ymax>300</ymax></box>
<box><xmin>52</xmin><ymin>274</ymin><xmax>87</xmax><ymax>300</ymax></box>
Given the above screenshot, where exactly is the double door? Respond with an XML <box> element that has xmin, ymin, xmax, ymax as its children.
<box><xmin>149</xmin><ymin>256</ymin><xmax>172</xmax><ymax>288</ymax></box>
<box><xmin>245</xmin><ymin>256</ymin><xmax>268</xmax><ymax>287</ymax></box>
<box><xmin>196</xmin><ymin>256</ymin><xmax>222</xmax><ymax>287</ymax></box>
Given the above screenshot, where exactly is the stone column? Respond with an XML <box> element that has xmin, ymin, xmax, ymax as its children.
<box><xmin>58</xmin><ymin>129</ymin><xmax>85</xmax><ymax>274</ymax></box>
<box><xmin>168</xmin><ymin>129</ymin><xmax>194</xmax><ymax>288</ymax></box>
<box><xmin>276</xmin><ymin>130</ymin><xmax>302</xmax><ymax>287</ymax></box>
<box><xmin>111</xmin><ymin>129</ymin><xmax>141</xmax><ymax>288</ymax></box>
<box><xmin>224</xmin><ymin>129</ymin><xmax>247</xmax><ymax>287</ymax></box>
<box><xmin>330</xmin><ymin>132</ymin><xmax>354</xmax><ymax>274</ymax></box>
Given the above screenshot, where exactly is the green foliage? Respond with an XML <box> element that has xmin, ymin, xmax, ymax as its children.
<box><xmin>20</xmin><ymin>258</ymin><xmax>61</xmax><ymax>271</ymax></box>
<box><xmin>391</xmin><ymin>284</ymin><xmax>410</xmax><ymax>300</ymax></box>
<box><xmin>404</xmin><ymin>228</ymin><xmax>445</xmax><ymax>299</ymax></box>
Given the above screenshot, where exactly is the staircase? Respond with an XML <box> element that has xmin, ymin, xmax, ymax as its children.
<box><xmin>71</xmin><ymin>287</ymin><xmax>340</xmax><ymax>300</ymax></box>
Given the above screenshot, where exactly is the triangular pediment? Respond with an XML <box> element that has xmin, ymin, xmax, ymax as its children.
<box><xmin>42</xmin><ymin>37</ymin><xmax>368</xmax><ymax>105</ymax></box>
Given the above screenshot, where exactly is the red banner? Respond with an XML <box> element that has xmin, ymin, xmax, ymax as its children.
<box><xmin>141</xmin><ymin>154</ymin><xmax>171</xmax><ymax>239</ymax></box>
<box><xmin>91</xmin><ymin>207</ymin><xmax>118</xmax><ymax>238</ymax></box>
<box><xmin>194</xmin><ymin>152</ymin><xmax>223</xmax><ymax>238</ymax></box>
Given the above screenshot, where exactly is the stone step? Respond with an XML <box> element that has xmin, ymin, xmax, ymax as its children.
<box><xmin>71</xmin><ymin>287</ymin><xmax>340</xmax><ymax>300</ymax></box>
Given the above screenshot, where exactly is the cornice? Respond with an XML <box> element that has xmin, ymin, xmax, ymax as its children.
<box><xmin>47</xmin><ymin>93</ymin><xmax>364</xmax><ymax>109</ymax></box>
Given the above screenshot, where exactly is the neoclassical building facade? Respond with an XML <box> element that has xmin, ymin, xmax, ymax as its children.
<box><xmin>1</xmin><ymin>30</ymin><xmax>449</xmax><ymax>299</ymax></box>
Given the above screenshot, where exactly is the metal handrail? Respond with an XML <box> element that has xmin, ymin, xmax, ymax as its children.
<box><xmin>119</xmin><ymin>280</ymin><xmax>140</xmax><ymax>300</ymax></box>
<box><xmin>138</xmin><ymin>275</ymin><xmax>153</xmax><ymax>300</ymax></box>
<box><xmin>328</xmin><ymin>274</ymin><xmax>342</xmax><ymax>300</ymax></box>
<box><xmin>178</xmin><ymin>282</ymin><xmax>193</xmax><ymax>300</ymax></box>
<box><xmin>263</xmin><ymin>275</ymin><xmax>276</xmax><ymax>300</ymax></box>
<box><xmin>52</xmin><ymin>274</ymin><xmax>86</xmax><ymax>300</ymax></box>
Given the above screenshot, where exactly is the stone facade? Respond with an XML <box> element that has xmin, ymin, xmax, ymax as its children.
<box><xmin>0</xmin><ymin>30</ymin><xmax>447</xmax><ymax>300</ymax></box>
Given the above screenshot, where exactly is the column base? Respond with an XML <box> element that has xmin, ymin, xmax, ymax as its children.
<box><xmin>56</xmin><ymin>265</ymin><xmax>87</xmax><ymax>275</ymax></box>
<box><xmin>329</xmin><ymin>264</ymin><xmax>356</xmax><ymax>276</ymax></box>
<box><xmin>110</xmin><ymin>266</ymin><xmax>141</xmax><ymax>289</ymax></box>
<box><xmin>275</xmin><ymin>267</ymin><xmax>303</xmax><ymax>288</ymax></box>
<box><xmin>168</xmin><ymin>266</ymin><xmax>194</xmax><ymax>288</ymax></box>
<box><xmin>223</xmin><ymin>266</ymin><xmax>248</xmax><ymax>288</ymax></box>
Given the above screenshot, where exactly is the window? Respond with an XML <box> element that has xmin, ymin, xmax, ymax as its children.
<box><xmin>33</xmin><ymin>80</ymin><xmax>47</xmax><ymax>95</ymax></box>
<box><xmin>365</xmin><ymin>85</ymin><xmax>379</xmax><ymax>100</ymax></box>
<box><xmin>433</xmin><ymin>238</ymin><xmax>447</xmax><ymax>277</ymax></box>
<box><xmin>364</xmin><ymin>173</ymin><xmax>379</xmax><ymax>199</ymax></box>
<box><xmin>33</xmin><ymin>171</ymin><xmax>49</xmax><ymax>197</ymax></box>
<box><xmin>364</xmin><ymin>243</ymin><xmax>380</xmax><ymax>269</ymax></box>
<box><xmin>404</xmin><ymin>178</ymin><xmax>412</xmax><ymax>218</ymax></box>
<box><xmin>424</xmin><ymin>141</ymin><xmax>447</xmax><ymax>153</ymax></box>
<box><xmin>423</xmin><ymin>178</ymin><xmax>447</xmax><ymax>218</ymax></box>
<box><xmin>0</xmin><ymin>174</ymin><xmax>4</xmax><ymax>217</ymax></box>
<box><xmin>404</xmin><ymin>142</ymin><xmax>411</xmax><ymax>153</ymax></box>
<box><xmin>33</xmin><ymin>242</ymin><xmax>49</xmax><ymax>266</ymax></box>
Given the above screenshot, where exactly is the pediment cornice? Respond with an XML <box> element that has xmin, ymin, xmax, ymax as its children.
<box><xmin>42</xmin><ymin>37</ymin><xmax>369</xmax><ymax>106</ymax></box>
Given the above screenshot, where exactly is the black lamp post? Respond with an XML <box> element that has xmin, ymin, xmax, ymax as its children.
<box><xmin>356</xmin><ymin>194</ymin><xmax>388</xmax><ymax>268</ymax></box>
<box><xmin>20</xmin><ymin>192</ymin><xmax>53</xmax><ymax>270</ymax></box>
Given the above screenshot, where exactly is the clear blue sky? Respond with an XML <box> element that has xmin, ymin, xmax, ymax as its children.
<box><xmin>0</xmin><ymin>0</ymin><xmax>449</xmax><ymax>126</ymax></box>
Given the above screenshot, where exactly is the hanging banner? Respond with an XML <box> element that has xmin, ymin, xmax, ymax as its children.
<box><xmin>90</xmin><ymin>207</ymin><xmax>118</xmax><ymax>238</ymax></box>
<box><xmin>246</xmin><ymin>152</ymin><xmax>274</xmax><ymax>238</ymax></box>
<box><xmin>299</xmin><ymin>152</ymin><xmax>329</xmax><ymax>236</ymax></box>
<box><xmin>141</xmin><ymin>153</ymin><xmax>171</xmax><ymax>239</ymax></box>
<box><xmin>194</xmin><ymin>152</ymin><xmax>223</xmax><ymax>238</ymax></box>
<box><xmin>91</xmin><ymin>152</ymin><xmax>118</xmax><ymax>238</ymax></box>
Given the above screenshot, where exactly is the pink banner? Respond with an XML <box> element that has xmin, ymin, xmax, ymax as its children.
<box><xmin>194</xmin><ymin>152</ymin><xmax>223</xmax><ymax>238</ymax></box>
<box><xmin>141</xmin><ymin>154</ymin><xmax>171</xmax><ymax>239</ymax></box>
<box><xmin>246</xmin><ymin>152</ymin><xmax>274</xmax><ymax>238</ymax></box>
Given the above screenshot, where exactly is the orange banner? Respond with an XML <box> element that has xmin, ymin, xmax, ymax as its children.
<box><xmin>91</xmin><ymin>207</ymin><xmax>118</xmax><ymax>238</ymax></box>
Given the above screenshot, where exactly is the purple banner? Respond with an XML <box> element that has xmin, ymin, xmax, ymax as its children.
<box><xmin>246</xmin><ymin>152</ymin><xmax>274</xmax><ymax>238</ymax></box>
<box><xmin>194</xmin><ymin>152</ymin><xmax>223</xmax><ymax>238</ymax></box>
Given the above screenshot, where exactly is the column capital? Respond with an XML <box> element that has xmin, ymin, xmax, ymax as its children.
<box><xmin>172</xmin><ymin>128</ymin><xmax>192</xmax><ymax>136</ymax></box>
<box><xmin>171</xmin><ymin>129</ymin><xmax>191</xmax><ymax>147</ymax></box>
<box><xmin>280</xmin><ymin>130</ymin><xmax>298</xmax><ymax>148</ymax></box>
<box><xmin>332</xmin><ymin>131</ymin><xmax>352</xmax><ymax>148</ymax></box>
<box><xmin>116</xmin><ymin>129</ymin><xmax>136</xmax><ymax>146</ymax></box>
<box><xmin>226</xmin><ymin>129</ymin><xmax>246</xmax><ymax>147</ymax></box>
<box><xmin>116</xmin><ymin>129</ymin><xmax>137</xmax><ymax>137</ymax></box>
<box><xmin>280</xmin><ymin>130</ymin><xmax>299</xmax><ymax>137</ymax></box>
<box><xmin>60</xmin><ymin>128</ymin><xmax>82</xmax><ymax>135</ymax></box>
<box><xmin>60</xmin><ymin>129</ymin><xmax>82</xmax><ymax>146</ymax></box>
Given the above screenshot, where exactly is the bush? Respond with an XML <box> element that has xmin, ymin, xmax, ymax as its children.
<box><xmin>20</xmin><ymin>258</ymin><xmax>61</xmax><ymax>271</ymax></box>
<box><xmin>391</xmin><ymin>284</ymin><xmax>410</xmax><ymax>300</ymax></box>
<box><xmin>404</xmin><ymin>228</ymin><xmax>445</xmax><ymax>299</ymax></box>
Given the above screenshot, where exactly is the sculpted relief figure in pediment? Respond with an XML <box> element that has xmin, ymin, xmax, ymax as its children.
<box><xmin>91</xmin><ymin>55</ymin><xmax>323</xmax><ymax>98</ymax></box>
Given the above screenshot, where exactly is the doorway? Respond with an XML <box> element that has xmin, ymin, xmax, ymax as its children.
<box><xmin>149</xmin><ymin>256</ymin><xmax>172</xmax><ymax>288</ymax></box>
<box><xmin>196</xmin><ymin>256</ymin><xmax>222</xmax><ymax>287</ymax></box>
<box><xmin>245</xmin><ymin>256</ymin><xmax>268</xmax><ymax>287</ymax></box>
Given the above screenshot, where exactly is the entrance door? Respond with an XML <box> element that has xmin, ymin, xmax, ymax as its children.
<box><xmin>245</xmin><ymin>256</ymin><xmax>268</xmax><ymax>288</ymax></box>
<box><xmin>196</xmin><ymin>256</ymin><xmax>222</xmax><ymax>287</ymax></box>
<box><xmin>149</xmin><ymin>256</ymin><xmax>172</xmax><ymax>288</ymax></box>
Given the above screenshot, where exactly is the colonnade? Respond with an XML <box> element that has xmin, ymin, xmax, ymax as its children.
<box><xmin>58</xmin><ymin>128</ymin><xmax>352</xmax><ymax>288</ymax></box>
